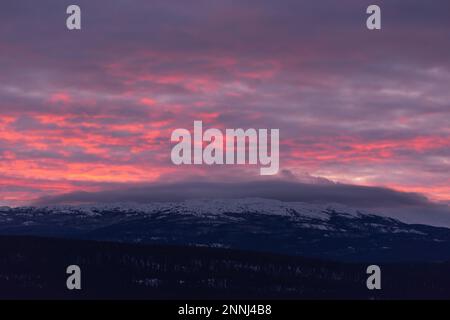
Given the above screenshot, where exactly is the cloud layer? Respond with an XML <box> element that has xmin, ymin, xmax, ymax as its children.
<box><xmin>0</xmin><ymin>0</ymin><xmax>449</xmax><ymax>205</ymax></box>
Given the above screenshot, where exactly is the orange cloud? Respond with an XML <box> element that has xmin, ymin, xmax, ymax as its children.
<box><xmin>139</xmin><ymin>97</ymin><xmax>157</xmax><ymax>106</ymax></box>
<box><xmin>50</xmin><ymin>92</ymin><xmax>72</xmax><ymax>104</ymax></box>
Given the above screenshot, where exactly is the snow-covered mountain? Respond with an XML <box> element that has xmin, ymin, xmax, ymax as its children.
<box><xmin>1</xmin><ymin>198</ymin><xmax>450</xmax><ymax>262</ymax></box>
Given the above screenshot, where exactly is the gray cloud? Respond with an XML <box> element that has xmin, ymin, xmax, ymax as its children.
<box><xmin>34</xmin><ymin>180</ymin><xmax>430</xmax><ymax>207</ymax></box>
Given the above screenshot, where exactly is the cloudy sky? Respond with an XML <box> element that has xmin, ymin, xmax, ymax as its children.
<box><xmin>0</xmin><ymin>0</ymin><xmax>449</xmax><ymax>206</ymax></box>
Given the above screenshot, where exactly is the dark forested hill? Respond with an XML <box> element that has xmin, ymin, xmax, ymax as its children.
<box><xmin>0</xmin><ymin>236</ymin><xmax>449</xmax><ymax>300</ymax></box>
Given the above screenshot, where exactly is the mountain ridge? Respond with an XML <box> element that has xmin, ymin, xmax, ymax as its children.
<box><xmin>1</xmin><ymin>198</ymin><xmax>450</xmax><ymax>263</ymax></box>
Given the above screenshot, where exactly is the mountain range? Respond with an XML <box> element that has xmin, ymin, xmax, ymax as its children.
<box><xmin>2</xmin><ymin>198</ymin><xmax>450</xmax><ymax>263</ymax></box>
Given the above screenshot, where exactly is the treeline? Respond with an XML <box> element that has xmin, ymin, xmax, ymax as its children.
<box><xmin>0</xmin><ymin>236</ymin><xmax>449</xmax><ymax>299</ymax></box>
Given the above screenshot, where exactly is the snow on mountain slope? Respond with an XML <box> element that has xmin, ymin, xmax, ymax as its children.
<box><xmin>0</xmin><ymin>198</ymin><xmax>444</xmax><ymax>235</ymax></box>
<box><xmin>1</xmin><ymin>198</ymin><xmax>450</xmax><ymax>262</ymax></box>
<box><xmin>0</xmin><ymin>198</ymin><xmax>389</xmax><ymax>219</ymax></box>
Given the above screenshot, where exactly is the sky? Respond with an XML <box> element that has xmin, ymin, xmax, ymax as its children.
<box><xmin>0</xmin><ymin>0</ymin><xmax>449</xmax><ymax>206</ymax></box>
